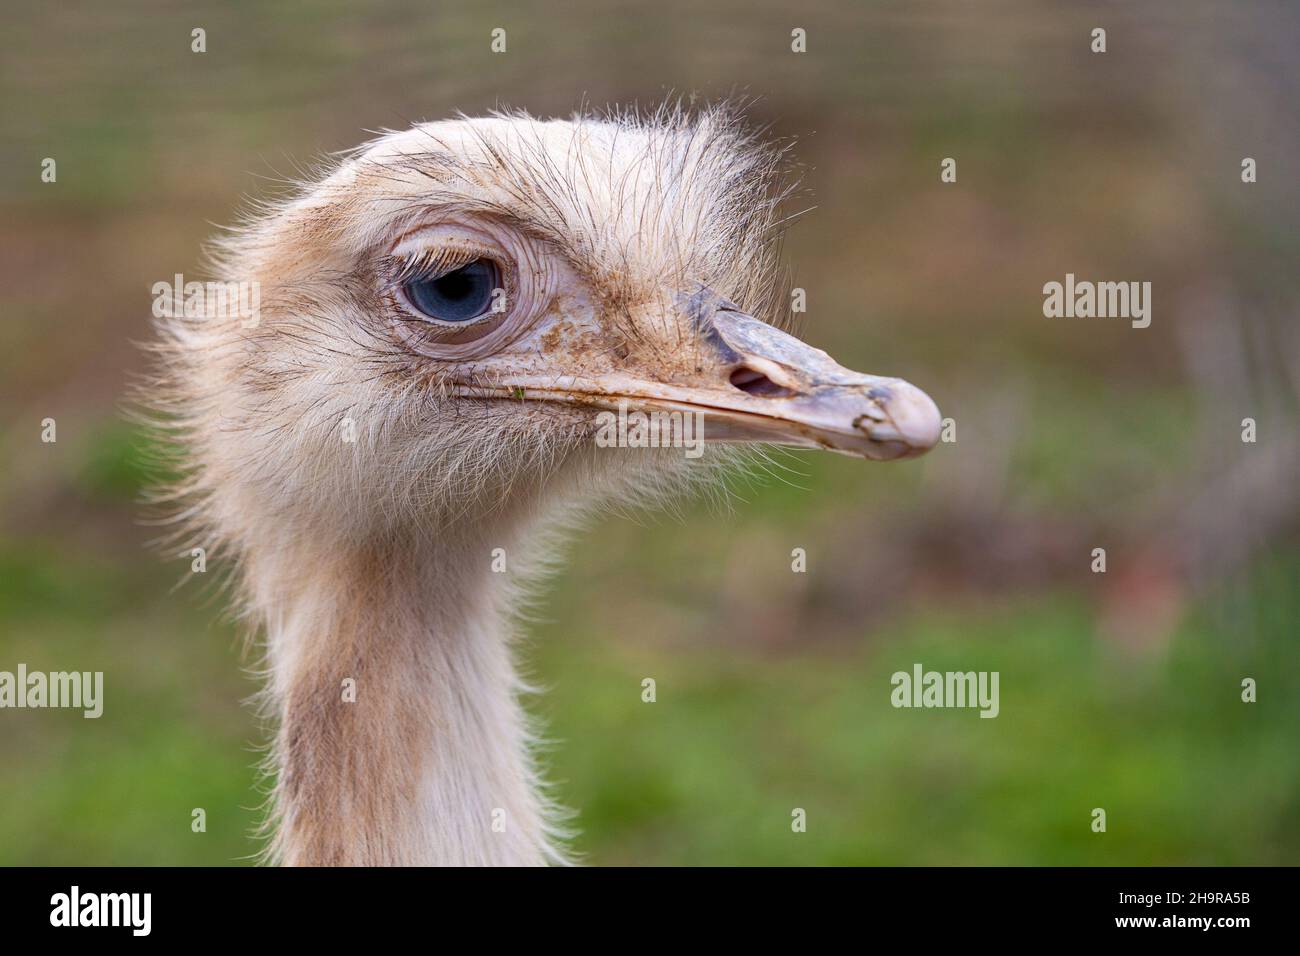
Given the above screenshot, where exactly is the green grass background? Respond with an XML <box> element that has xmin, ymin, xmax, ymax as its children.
<box><xmin>1</xmin><ymin>0</ymin><xmax>1297</xmax><ymax>864</ymax></box>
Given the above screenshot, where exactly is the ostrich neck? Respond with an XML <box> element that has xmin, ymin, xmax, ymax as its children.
<box><xmin>254</xmin><ymin>521</ymin><xmax>554</xmax><ymax>866</ymax></box>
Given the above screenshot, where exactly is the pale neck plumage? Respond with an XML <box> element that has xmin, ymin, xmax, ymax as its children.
<box><xmin>249</xmin><ymin>524</ymin><xmax>557</xmax><ymax>866</ymax></box>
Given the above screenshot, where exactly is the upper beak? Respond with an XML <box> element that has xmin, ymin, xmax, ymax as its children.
<box><xmin>655</xmin><ymin>286</ymin><xmax>943</xmax><ymax>460</ymax></box>
<box><xmin>450</xmin><ymin>285</ymin><xmax>943</xmax><ymax>462</ymax></box>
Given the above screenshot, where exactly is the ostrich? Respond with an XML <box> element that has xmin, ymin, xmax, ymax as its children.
<box><xmin>146</xmin><ymin>105</ymin><xmax>941</xmax><ymax>866</ymax></box>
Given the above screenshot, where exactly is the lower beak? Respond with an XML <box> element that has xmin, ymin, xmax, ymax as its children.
<box><xmin>451</xmin><ymin>288</ymin><xmax>942</xmax><ymax>462</ymax></box>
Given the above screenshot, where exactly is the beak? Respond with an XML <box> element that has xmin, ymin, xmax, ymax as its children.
<box><xmin>451</xmin><ymin>285</ymin><xmax>943</xmax><ymax>462</ymax></box>
<box><xmin>655</xmin><ymin>285</ymin><xmax>943</xmax><ymax>460</ymax></box>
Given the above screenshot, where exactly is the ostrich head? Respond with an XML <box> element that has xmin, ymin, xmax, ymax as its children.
<box><xmin>150</xmin><ymin>105</ymin><xmax>941</xmax><ymax>865</ymax></box>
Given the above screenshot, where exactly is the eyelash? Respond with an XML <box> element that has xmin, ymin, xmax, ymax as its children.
<box><xmin>381</xmin><ymin>241</ymin><xmax>503</xmax><ymax>299</ymax></box>
<box><xmin>391</xmin><ymin>246</ymin><xmax>484</xmax><ymax>284</ymax></box>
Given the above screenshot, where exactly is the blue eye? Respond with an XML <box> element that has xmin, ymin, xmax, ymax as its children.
<box><xmin>402</xmin><ymin>258</ymin><xmax>499</xmax><ymax>323</ymax></box>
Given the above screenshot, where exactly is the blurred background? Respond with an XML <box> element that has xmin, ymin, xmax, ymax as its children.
<box><xmin>1</xmin><ymin>0</ymin><xmax>1297</xmax><ymax>864</ymax></box>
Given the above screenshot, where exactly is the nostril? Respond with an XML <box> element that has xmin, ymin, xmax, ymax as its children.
<box><xmin>729</xmin><ymin>366</ymin><xmax>796</xmax><ymax>398</ymax></box>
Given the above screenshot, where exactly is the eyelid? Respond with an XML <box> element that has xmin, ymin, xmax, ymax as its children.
<box><xmin>384</xmin><ymin>235</ymin><xmax>502</xmax><ymax>285</ymax></box>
